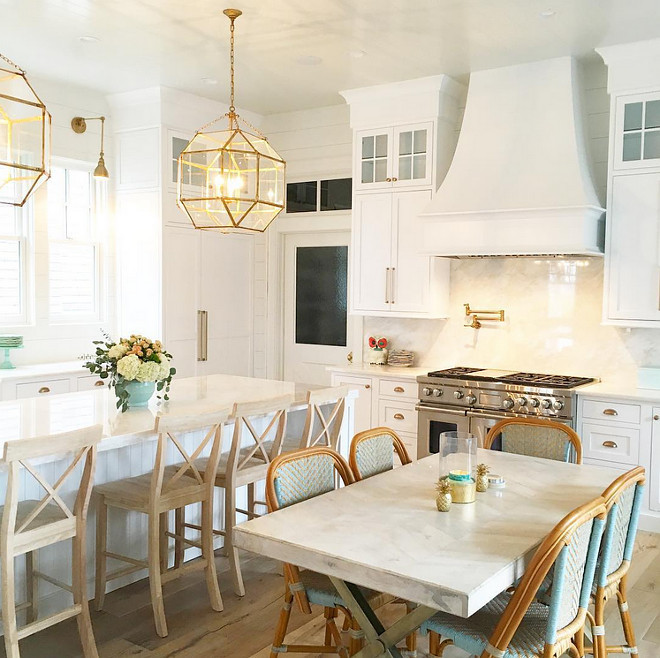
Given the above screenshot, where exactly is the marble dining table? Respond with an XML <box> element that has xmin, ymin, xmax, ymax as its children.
<box><xmin>233</xmin><ymin>449</ymin><xmax>618</xmax><ymax>658</ymax></box>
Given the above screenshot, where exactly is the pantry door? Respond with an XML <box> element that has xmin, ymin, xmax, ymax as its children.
<box><xmin>283</xmin><ymin>231</ymin><xmax>359</xmax><ymax>385</ymax></box>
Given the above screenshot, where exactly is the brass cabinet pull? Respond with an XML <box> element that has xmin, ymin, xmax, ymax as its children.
<box><xmin>602</xmin><ymin>440</ymin><xmax>618</xmax><ymax>449</ymax></box>
<box><xmin>385</xmin><ymin>268</ymin><xmax>390</xmax><ymax>304</ymax></box>
<box><xmin>392</xmin><ymin>177</ymin><xmax>398</xmax><ymax>182</ymax></box>
<box><xmin>197</xmin><ymin>310</ymin><xmax>208</xmax><ymax>362</ymax></box>
<box><xmin>654</xmin><ymin>415</ymin><xmax>660</xmax><ymax>421</ymax></box>
<box><xmin>393</xmin><ymin>413</ymin><xmax>405</xmax><ymax>420</ymax></box>
<box><xmin>394</xmin><ymin>386</ymin><xmax>405</xmax><ymax>393</ymax></box>
<box><xmin>602</xmin><ymin>408</ymin><xmax>618</xmax><ymax>416</ymax></box>
<box><xmin>364</xmin><ymin>384</ymin><xmax>371</xmax><ymax>389</ymax></box>
<box><xmin>38</xmin><ymin>387</ymin><xmax>50</xmax><ymax>394</ymax></box>
<box><xmin>386</xmin><ymin>177</ymin><xmax>392</xmax><ymax>182</ymax></box>
<box><xmin>391</xmin><ymin>267</ymin><xmax>396</xmax><ymax>304</ymax></box>
<box><xmin>94</xmin><ymin>380</ymin><xmax>105</xmax><ymax>387</ymax></box>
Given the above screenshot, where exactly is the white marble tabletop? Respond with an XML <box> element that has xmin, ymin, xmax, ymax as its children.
<box><xmin>0</xmin><ymin>374</ymin><xmax>330</xmax><ymax>452</ymax></box>
<box><xmin>233</xmin><ymin>449</ymin><xmax>617</xmax><ymax>617</ymax></box>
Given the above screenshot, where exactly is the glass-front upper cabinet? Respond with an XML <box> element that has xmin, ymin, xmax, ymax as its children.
<box><xmin>615</xmin><ymin>92</ymin><xmax>660</xmax><ymax>170</ymax></box>
<box><xmin>355</xmin><ymin>121</ymin><xmax>434</xmax><ymax>191</ymax></box>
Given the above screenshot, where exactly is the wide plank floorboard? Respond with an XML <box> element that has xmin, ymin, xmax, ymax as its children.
<box><xmin>1</xmin><ymin>532</ymin><xmax>657</xmax><ymax>657</ymax></box>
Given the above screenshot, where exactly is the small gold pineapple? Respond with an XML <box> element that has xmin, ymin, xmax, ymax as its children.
<box><xmin>436</xmin><ymin>478</ymin><xmax>452</xmax><ymax>512</ymax></box>
<box><xmin>476</xmin><ymin>463</ymin><xmax>490</xmax><ymax>492</ymax></box>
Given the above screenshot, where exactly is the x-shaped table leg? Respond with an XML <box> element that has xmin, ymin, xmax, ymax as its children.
<box><xmin>329</xmin><ymin>577</ymin><xmax>437</xmax><ymax>658</ymax></box>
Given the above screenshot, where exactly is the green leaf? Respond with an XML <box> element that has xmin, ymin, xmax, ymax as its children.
<box><xmin>100</xmin><ymin>371</ymin><xmax>108</xmax><ymax>379</ymax></box>
<box><xmin>170</xmin><ymin>368</ymin><xmax>176</xmax><ymax>375</ymax></box>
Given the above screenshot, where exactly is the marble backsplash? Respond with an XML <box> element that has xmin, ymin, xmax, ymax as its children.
<box><xmin>363</xmin><ymin>258</ymin><xmax>660</xmax><ymax>382</ymax></box>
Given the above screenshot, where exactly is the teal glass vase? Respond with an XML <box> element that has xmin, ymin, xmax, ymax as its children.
<box><xmin>124</xmin><ymin>381</ymin><xmax>155</xmax><ymax>407</ymax></box>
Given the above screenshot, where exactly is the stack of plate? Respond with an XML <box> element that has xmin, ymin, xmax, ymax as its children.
<box><xmin>387</xmin><ymin>349</ymin><xmax>415</xmax><ymax>367</ymax></box>
<box><xmin>0</xmin><ymin>335</ymin><xmax>23</xmax><ymax>349</ymax></box>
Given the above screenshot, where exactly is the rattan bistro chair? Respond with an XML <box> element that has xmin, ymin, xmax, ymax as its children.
<box><xmin>265</xmin><ymin>447</ymin><xmax>390</xmax><ymax>657</ymax></box>
<box><xmin>585</xmin><ymin>466</ymin><xmax>646</xmax><ymax>658</ymax></box>
<box><xmin>485</xmin><ymin>417</ymin><xmax>583</xmax><ymax>464</ymax></box>
<box><xmin>349</xmin><ymin>427</ymin><xmax>412</xmax><ymax>480</ymax></box>
<box><xmin>423</xmin><ymin>495</ymin><xmax>607</xmax><ymax>658</ymax></box>
<box><xmin>1</xmin><ymin>425</ymin><xmax>102</xmax><ymax>658</ymax></box>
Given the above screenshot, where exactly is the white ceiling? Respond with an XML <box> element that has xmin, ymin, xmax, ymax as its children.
<box><xmin>2</xmin><ymin>0</ymin><xmax>660</xmax><ymax>115</ymax></box>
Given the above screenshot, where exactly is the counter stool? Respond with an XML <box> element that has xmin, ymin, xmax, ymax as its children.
<box><xmin>187</xmin><ymin>395</ymin><xmax>293</xmax><ymax>598</ymax></box>
<box><xmin>94</xmin><ymin>409</ymin><xmax>229</xmax><ymax>637</ymax></box>
<box><xmin>1</xmin><ymin>425</ymin><xmax>102</xmax><ymax>658</ymax></box>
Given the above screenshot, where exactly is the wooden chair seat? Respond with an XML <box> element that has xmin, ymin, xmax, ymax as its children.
<box><xmin>94</xmin><ymin>466</ymin><xmax>203</xmax><ymax>512</ymax></box>
<box><xmin>0</xmin><ymin>500</ymin><xmax>69</xmax><ymax>534</ymax></box>
<box><xmin>196</xmin><ymin>442</ymin><xmax>275</xmax><ymax>487</ymax></box>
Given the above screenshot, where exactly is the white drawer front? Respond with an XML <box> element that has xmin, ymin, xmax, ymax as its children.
<box><xmin>378</xmin><ymin>399</ymin><xmax>417</xmax><ymax>434</ymax></box>
<box><xmin>582</xmin><ymin>422</ymin><xmax>640</xmax><ymax>465</ymax></box>
<box><xmin>582</xmin><ymin>399</ymin><xmax>641</xmax><ymax>425</ymax></box>
<box><xmin>15</xmin><ymin>378</ymin><xmax>71</xmax><ymax>399</ymax></box>
<box><xmin>77</xmin><ymin>375</ymin><xmax>107</xmax><ymax>391</ymax></box>
<box><xmin>379</xmin><ymin>378</ymin><xmax>417</xmax><ymax>400</ymax></box>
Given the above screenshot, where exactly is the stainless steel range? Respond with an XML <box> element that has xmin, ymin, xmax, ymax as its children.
<box><xmin>416</xmin><ymin>367</ymin><xmax>597</xmax><ymax>457</ymax></box>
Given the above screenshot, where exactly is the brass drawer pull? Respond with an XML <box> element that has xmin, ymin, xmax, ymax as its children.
<box><xmin>602</xmin><ymin>440</ymin><xmax>618</xmax><ymax>449</ymax></box>
<box><xmin>394</xmin><ymin>386</ymin><xmax>405</xmax><ymax>393</ymax></box>
<box><xmin>364</xmin><ymin>384</ymin><xmax>371</xmax><ymax>389</ymax></box>
<box><xmin>94</xmin><ymin>380</ymin><xmax>105</xmax><ymax>387</ymax></box>
<box><xmin>602</xmin><ymin>408</ymin><xmax>618</xmax><ymax>416</ymax></box>
<box><xmin>393</xmin><ymin>413</ymin><xmax>405</xmax><ymax>420</ymax></box>
<box><xmin>38</xmin><ymin>386</ymin><xmax>50</xmax><ymax>394</ymax></box>
<box><xmin>654</xmin><ymin>415</ymin><xmax>659</xmax><ymax>421</ymax></box>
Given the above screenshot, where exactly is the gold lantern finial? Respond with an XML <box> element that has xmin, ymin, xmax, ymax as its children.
<box><xmin>176</xmin><ymin>8</ymin><xmax>286</xmax><ymax>233</ymax></box>
<box><xmin>0</xmin><ymin>52</ymin><xmax>51</xmax><ymax>207</ymax></box>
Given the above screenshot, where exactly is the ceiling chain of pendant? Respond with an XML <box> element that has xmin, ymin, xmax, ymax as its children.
<box><xmin>0</xmin><ymin>51</ymin><xmax>24</xmax><ymax>73</ymax></box>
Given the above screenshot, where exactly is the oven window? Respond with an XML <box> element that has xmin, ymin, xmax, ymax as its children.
<box><xmin>429</xmin><ymin>420</ymin><xmax>461</xmax><ymax>454</ymax></box>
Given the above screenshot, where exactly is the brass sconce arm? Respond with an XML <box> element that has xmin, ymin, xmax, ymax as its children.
<box><xmin>464</xmin><ymin>303</ymin><xmax>505</xmax><ymax>329</ymax></box>
<box><xmin>71</xmin><ymin>116</ymin><xmax>109</xmax><ymax>179</ymax></box>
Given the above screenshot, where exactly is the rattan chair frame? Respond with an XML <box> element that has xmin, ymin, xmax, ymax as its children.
<box><xmin>265</xmin><ymin>446</ymin><xmax>361</xmax><ymax>656</ymax></box>
<box><xmin>484</xmin><ymin>417</ymin><xmax>583</xmax><ymax>464</ymax></box>
<box><xmin>1</xmin><ymin>425</ymin><xmax>103</xmax><ymax>658</ymax></box>
<box><xmin>349</xmin><ymin>426</ymin><xmax>412</xmax><ymax>481</ymax></box>
<box><xmin>584</xmin><ymin>466</ymin><xmax>646</xmax><ymax>658</ymax></box>
<box><xmin>428</xmin><ymin>496</ymin><xmax>608</xmax><ymax>658</ymax></box>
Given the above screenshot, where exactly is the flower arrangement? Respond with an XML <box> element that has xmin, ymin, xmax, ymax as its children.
<box><xmin>84</xmin><ymin>333</ymin><xmax>176</xmax><ymax>412</ymax></box>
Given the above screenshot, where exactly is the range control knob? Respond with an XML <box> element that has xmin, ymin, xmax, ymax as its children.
<box><xmin>553</xmin><ymin>400</ymin><xmax>564</xmax><ymax>411</ymax></box>
<box><xmin>529</xmin><ymin>398</ymin><xmax>540</xmax><ymax>408</ymax></box>
<box><xmin>517</xmin><ymin>397</ymin><xmax>527</xmax><ymax>407</ymax></box>
<box><xmin>454</xmin><ymin>390</ymin><xmax>464</xmax><ymax>400</ymax></box>
<box><xmin>422</xmin><ymin>387</ymin><xmax>432</xmax><ymax>396</ymax></box>
<box><xmin>502</xmin><ymin>398</ymin><xmax>514</xmax><ymax>410</ymax></box>
<box><xmin>466</xmin><ymin>394</ymin><xmax>477</xmax><ymax>405</ymax></box>
<box><xmin>432</xmin><ymin>388</ymin><xmax>443</xmax><ymax>397</ymax></box>
<box><xmin>541</xmin><ymin>399</ymin><xmax>552</xmax><ymax>409</ymax></box>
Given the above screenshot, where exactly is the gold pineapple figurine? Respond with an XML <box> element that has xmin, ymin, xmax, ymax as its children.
<box><xmin>436</xmin><ymin>478</ymin><xmax>452</xmax><ymax>512</ymax></box>
<box><xmin>476</xmin><ymin>463</ymin><xmax>490</xmax><ymax>492</ymax></box>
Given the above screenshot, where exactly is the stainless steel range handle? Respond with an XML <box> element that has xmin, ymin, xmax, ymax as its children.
<box><xmin>415</xmin><ymin>404</ymin><xmax>467</xmax><ymax>416</ymax></box>
<box><xmin>197</xmin><ymin>310</ymin><xmax>208</xmax><ymax>362</ymax></box>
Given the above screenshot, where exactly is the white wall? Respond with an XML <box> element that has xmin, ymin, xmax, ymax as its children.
<box><xmin>5</xmin><ymin>77</ymin><xmax>116</xmax><ymax>366</ymax></box>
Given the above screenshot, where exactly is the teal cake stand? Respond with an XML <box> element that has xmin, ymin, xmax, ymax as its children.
<box><xmin>0</xmin><ymin>345</ymin><xmax>23</xmax><ymax>369</ymax></box>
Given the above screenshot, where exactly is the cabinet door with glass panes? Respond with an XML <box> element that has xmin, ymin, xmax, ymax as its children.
<box><xmin>614</xmin><ymin>92</ymin><xmax>660</xmax><ymax>171</ymax></box>
<box><xmin>355</xmin><ymin>122</ymin><xmax>434</xmax><ymax>191</ymax></box>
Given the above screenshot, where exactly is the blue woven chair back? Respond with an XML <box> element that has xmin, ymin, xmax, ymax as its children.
<box><xmin>596</xmin><ymin>478</ymin><xmax>644</xmax><ymax>588</ymax></box>
<box><xmin>354</xmin><ymin>433</ymin><xmax>394</xmax><ymax>479</ymax></box>
<box><xmin>272</xmin><ymin>452</ymin><xmax>336</xmax><ymax>509</ymax></box>
<box><xmin>500</xmin><ymin>424</ymin><xmax>575</xmax><ymax>463</ymax></box>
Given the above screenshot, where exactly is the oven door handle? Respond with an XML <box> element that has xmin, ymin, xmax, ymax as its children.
<box><xmin>466</xmin><ymin>409</ymin><xmax>514</xmax><ymax>420</ymax></box>
<box><xmin>415</xmin><ymin>404</ymin><xmax>468</xmax><ymax>416</ymax></box>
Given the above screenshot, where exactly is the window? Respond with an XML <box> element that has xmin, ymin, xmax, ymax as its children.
<box><xmin>47</xmin><ymin>166</ymin><xmax>102</xmax><ymax>321</ymax></box>
<box><xmin>286</xmin><ymin>178</ymin><xmax>352</xmax><ymax>214</ymax></box>
<box><xmin>0</xmin><ymin>203</ymin><xmax>28</xmax><ymax>325</ymax></box>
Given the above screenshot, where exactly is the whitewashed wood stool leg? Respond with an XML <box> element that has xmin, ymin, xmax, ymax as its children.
<box><xmin>94</xmin><ymin>495</ymin><xmax>108</xmax><ymax>611</ymax></box>
<box><xmin>224</xmin><ymin>485</ymin><xmax>245</xmax><ymax>597</ymax></box>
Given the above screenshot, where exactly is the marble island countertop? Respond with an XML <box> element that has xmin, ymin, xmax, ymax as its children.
<box><xmin>0</xmin><ymin>373</ymin><xmax>327</xmax><ymax>452</ymax></box>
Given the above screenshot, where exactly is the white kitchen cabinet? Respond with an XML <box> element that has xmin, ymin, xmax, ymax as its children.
<box><xmin>351</xmin><ymin>189</ymin><xmax>450</xmax><ymax>317</ymax></box>
<box><xmin>76</xmin><ymin>375</ymin><xmax>106</xmax><ymax>391</ymax></box>
<box><xmin>330</xmin><ymin>373</ymin><xmax>373</xmax><ymax>435</ymax></box>
<box><xmin>651</xmin><ymin>408</ymin><xmax>660</xmax><ymax>512</ymax></box>
<box><xmin>604</xmin><ymin>172</ymin><xmax>660</xmax><ymax>323</ymax></box>
<box><xmin>613</xmin><ymin>92</ymin><xmax>660</xmax><ymax>171</ymax></box>
<box><xmin>355</xmin><ymin>122</ymin><xmax>434</xmax><ymax>191</ymax></box>
<box><xmin>15</xmin><ymin>378</ymin><xmax>71</xmax><ymax>399</ymax></box>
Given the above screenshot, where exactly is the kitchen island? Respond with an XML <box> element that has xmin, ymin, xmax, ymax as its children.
<box><xmin>0</xmin><ymin>373</ymin><xmax>356</xmax><ymax>620</ymax></box>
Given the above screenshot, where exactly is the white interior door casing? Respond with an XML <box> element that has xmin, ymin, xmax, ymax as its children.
<box><xmin>283</xmin><ymin>231</ymin><xmax>358</xmax><ymax>385</ymax></box>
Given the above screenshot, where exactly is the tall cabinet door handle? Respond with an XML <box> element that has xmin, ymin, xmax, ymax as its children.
<box><xmin>385</xmin><ymin>267</ymin><xmax>390</xmax><ymax>304</ymax></box>
<box><xmin>197</xmin><ymin>310</ymin><xmax>208</xmax><ymax>362</ymax></box>
<box><xmin>391</xmin><ymin>267</ymin><xmax>396</xmax><ymax>304</ymax></box>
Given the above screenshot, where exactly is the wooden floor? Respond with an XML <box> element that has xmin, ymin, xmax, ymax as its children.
<box><xmin>3</xmin><ymin>531</ymin><xmax>659</xmax><ymax>658</ymax></box>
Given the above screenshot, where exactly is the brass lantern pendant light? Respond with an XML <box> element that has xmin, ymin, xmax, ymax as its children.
<box><xmin>177</xmin><ymin>8</ymin><xmax>286</xmax><ymax>232</ymax></box>
<box><xmin>0</xmin><ymin>52</ymin><xmax>51</xmax><ymax>207</ymax></box>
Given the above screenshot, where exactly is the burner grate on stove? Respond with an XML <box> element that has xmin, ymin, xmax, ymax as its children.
<box><xmin>499</xmin><ymin>372</ymin><xmax>595</xmax><ymax>389</ymax></box>
<box><xmin>427</xmin><ymin>367</ymin><xmax>484</xmax><ymax>378</ymax></box>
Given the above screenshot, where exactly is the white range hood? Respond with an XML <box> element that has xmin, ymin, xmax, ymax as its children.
<box><xmin>419</xmin><ymin>57</ymin><xmax>605</xmax><ymax>257</ymax></box>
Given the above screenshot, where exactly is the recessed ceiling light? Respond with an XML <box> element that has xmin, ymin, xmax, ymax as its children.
<box><xmin>349</xmin><ymin>49</ymin><xmax>367</xmax><ymax>59</ymax></box>
<box><xmin>79</xmin><ymin>35</ymin><xmax>100</xmax><ymax>43</ymax></box>
<box><xmin>539</xmin><ymin>9</ymin><xmax>556</xmax><ymax>17</ymax></box>
<box><xmin>295</xmin><ymin>55</ymin><xmax>323</xmax><ymax>66</ymax></box>
<box><xmin>201</xmin><ymin>77</ymin><xmax>218</xmax><ymax>85</ymax></box>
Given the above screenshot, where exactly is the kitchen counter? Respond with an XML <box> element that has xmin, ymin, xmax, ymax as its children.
<box><xmin>327</xmin><ymin>364</ymin><xmax>430</xmax><ymax>380</ymax></box>
<box><xmin>578</xmin><ymin>380</ymin><xmax>660</xmax><ymax>403</ymax></box>
<box><xmin>0</xmin><ymin>360</ymin><xmax>86</xmax><ymax>380</ymax></box>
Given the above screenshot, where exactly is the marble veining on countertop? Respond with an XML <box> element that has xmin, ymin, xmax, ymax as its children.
<box><xmin>577</xmin><ymin>380</ymin><xmax>660</xmax><ymax>403</ymax></box>
<box><xmin>327</xmin><ymin>363</ymin><xmax>431</xmax><ymax>379</ymax></box>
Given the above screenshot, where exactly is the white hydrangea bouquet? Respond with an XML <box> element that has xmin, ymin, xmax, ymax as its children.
<box><xmin>84</xmin><ymin>333</ymin><xmax>175</xmax><ymax>412</ymax></box>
